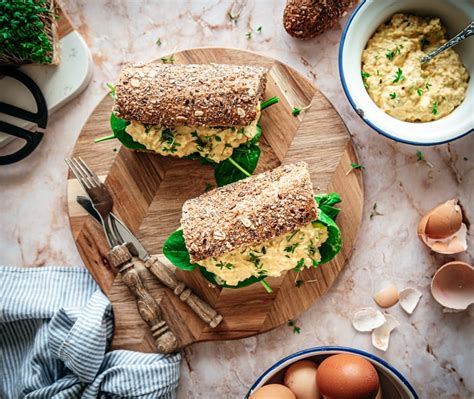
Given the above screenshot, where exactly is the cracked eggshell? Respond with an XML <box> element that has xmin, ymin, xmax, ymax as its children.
<box><xmin>372</xmin><ymin>314</ymin><xmax>400</xmax><ymax>351</ymax></box>
<box><xmin>418</xmin><ymin>199</ymin><xmax>467</xmax><ymax>254</ymax></box>
<box><xmin>352</xmin><ymin>308</ymin><xmax>386</xmax><ymax>332</ymax></box>
<box><xmin>431</xmin><ymin>261</ymin><xmax>474</xmax><ymax>311</ymax></box>
<box><xmin>399</xmin><ymin>288</ymin><xmax>422</xmax><ymax>314</ymax></box>
<box><xmin>373</xmin><ymin>283</ymin><xmax>399</xmax><ymax>308</ymax></box>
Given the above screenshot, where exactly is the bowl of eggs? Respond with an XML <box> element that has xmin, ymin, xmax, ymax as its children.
<box><xmin>247</xmin><ymin>346</ymin><xmax>417</xmax><ymax>399</ymax></box>
<box><xmin>339</xmin><ymin>0</ymin><xmax>473</xmax><ymax>145</ymax></box>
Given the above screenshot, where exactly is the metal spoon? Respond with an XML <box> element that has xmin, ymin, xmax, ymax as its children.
<box><xmin>421</xmin><ymin>21</ymin><xmax>473</xmax><ymax>64</ymax></box>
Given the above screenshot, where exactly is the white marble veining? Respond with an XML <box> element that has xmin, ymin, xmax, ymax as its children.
<box><xmin>0</xmin><ymin>1</ymin><xmax>472</xmax><ymax>397</ymax></box>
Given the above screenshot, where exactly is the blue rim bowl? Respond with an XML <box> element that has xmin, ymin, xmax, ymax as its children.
<box><xmin>338</xmin><ymin>0</ymin><xmax>474</xmax><ymax>146</ymax></box>
<box><xmin>247</xmin><ymin>346</ymin><xmax>418</xmax><ymax>399</ymax></box>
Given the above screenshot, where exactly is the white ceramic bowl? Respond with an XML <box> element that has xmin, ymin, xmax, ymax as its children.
<box><xmin>247</xmin><ymin>346</ymin><xmax>418</xmax><ymax>399</ymax></box>
<box><xmin>339</xmin><ymin>0</ymin><xmax>474</xmax><ymax>145</ymax></box>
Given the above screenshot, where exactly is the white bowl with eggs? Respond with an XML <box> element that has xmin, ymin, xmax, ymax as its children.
<box><xmin>339</xmin><ymin>0</ymin><xmax>473</xmax><ymax>145</ymax></box>
<box><xmin>247</xmin><ymin>346</ymin><xmax>417</xmax><ymax>399</ymax></box>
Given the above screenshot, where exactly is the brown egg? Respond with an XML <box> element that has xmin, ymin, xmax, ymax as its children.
<box><xmin>250</xmin><ymin>384</ymin><xmax>297</xmax><ymax>399</ymax></box>
<box><xmin>418</xmin><ymin>199</ymin><xmax>463</xmax><ymax>239</ymax></box>
<box><xmin>284</xmin><ymin>360</ymin><xmax>320</xmax><ymax>399</ymax></box>
<box><xmin>316</xmin><ymin>354</ymin><xmax>380</xmax><ymax>399</ymax></box>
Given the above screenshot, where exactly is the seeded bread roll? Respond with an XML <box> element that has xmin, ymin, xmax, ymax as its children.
<box><xmin>181</xmin><ymin>162</ymin><xmax>318</xmax><ymax>262</ymax></box>
<box><xmin>113</xmin><ymin>63</ymin><xmax>267</xmax><ymax>127</ymax></box>
<box><xmin>283</xmin><ymin>0</ymin><xmax>354</xmax><ymax>39</ymax></box>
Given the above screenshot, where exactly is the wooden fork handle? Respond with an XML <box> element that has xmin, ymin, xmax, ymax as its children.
<box><xmin>144</xmin><ymin>256</ymin><xmax>223</xmax><ymax>328</ymax></box>
<box><xmin>107</xmin><ymin>244</ymin><xmax>178</xmax><ymax>354</ymax></box>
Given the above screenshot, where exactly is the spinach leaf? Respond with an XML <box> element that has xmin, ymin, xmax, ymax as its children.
<box><xmin>162</xmin><ymin>229</ymin><xmax>196</xmax><ymax>271</ymax></box>
<box><xmin>314</xmin><ymin>193</ymin><xmax>343</xmax><ymax>264</ymax></box>
<box><xmin>214</xmin><ymin>143</ymin><xmax>260</xmax><ymax>187</ymax></box>
<box><xmin>109</xmin><ymin>113</ymin><xmax>146</xmax><ymax>150</ymax></box>
<box><xmin>249</xmin><ymin>124</ymin><xmax>262</xmax><ymax>144</ymax></box>
<box><xmin>315</xmin><ymin>192</ymin><xmax>341</xmax><ymax>220</ymax></box>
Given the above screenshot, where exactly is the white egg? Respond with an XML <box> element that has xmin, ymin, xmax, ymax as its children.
<box><xmin>284</xmin><ymin>360</ymin><xmax>320</xmax><ymax>399</ymax></box>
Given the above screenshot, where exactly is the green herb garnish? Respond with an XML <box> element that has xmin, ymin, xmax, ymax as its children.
<box><xmin>216</xmin><ymin>261</ymin><xmax>233</xmax><ymax>270</ymax></box>
<box><xmin>156</xmin><ymin>38</ymin><xmax>162</xmax><ymax>46</ymax></box>
<box><xmin>432</xmin><ymin>100</ymin><xmax>438</xmax><ymax>115</ymax></box>
<box><xmin>417</xmin><ymin>88</ymin><xmax>423</xmax><ymax>96</ymax></box>
<box><xmin>393</xmin><ymin>68</ymin><xmax>405</xmax><ymax>83</ymax></box>
<box><xmin>246</xmin><ymin>31</ymin><xmax>252</xmax><ymax>39</ymax></box>
<box><xmin>294</xmin><ymin>258</ymin><xmax>305</xmax><ymax>272</ymax></box>
<box><xmin>257</xmin><ymin>26</ymin><xmax>262</xmax><ymax>33</ymax></box>
<box><xmin>106</xmin><ymin>83</ymin><xmax>116</xmax><ymax>99</ymax></box>
<box><xmin>288</xmin><ymin>320</ymin><xmax>301</xmax><ymax>334</ymax></box>
<box><xmin>370</xmin><ymin>203</ymin><xmax>383</xmax><ymax>220</ymax></box>
<box><xmin>420</xmin><ymin>37</ymin><xmax>430</xmax><ymax>48</ymax></box>
<box><xmin>295</xmin><ymin>280</ymin><xmax>304</xmax><ymax>288</ymax></box>
<box><xmin>0</xmin><ymin>0</ymin><xmax>57</xmax><ymax>64</ymax></box>
<box><xmin>292</xmin><ymin>107</ymin><xmax>301</xmax><ymax>116</ymax></box>
<box><xmin>425</xmin><ymin>82</ymin><xmax>432</xmax><ymax>90</ymax></box>
<box><xmin>284</xmin><ymin>243</ymin><xmax>299</xmax><ymax>254</ymax></box>
<box><xmin>160</xmin><ymin>55</ymin><xmax>175</xmax><ymax>63</ymax></box>
<box><xmin>361</xmin><ymin>70</ymin><xmax>370</xmax><ymax>88</ymax></box>
<box><xmin>389</xmin><ymin>92</ymin><xmax>397</xmax><ymax>99</ymax></box>
<box><xmin>351</xmin><ymin>163</ymin><xmax>365</xmax><ymax>170</ymax></box>
<box><xmin>416</xmin><ymin>150</ymin><xmax>424</xmax><ymax>161</ymax></box>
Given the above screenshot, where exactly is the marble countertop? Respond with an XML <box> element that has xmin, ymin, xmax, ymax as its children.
<box><xmin>1</xmin><ymin>1</ymin><xmax>473</xmax><ymax>397</ymax></box>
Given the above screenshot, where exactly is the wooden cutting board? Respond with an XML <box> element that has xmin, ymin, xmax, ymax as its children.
<box><xmin>67</xmin><ymin>48</ymin><xmax>364</xmax><ymax>352</ymax></box>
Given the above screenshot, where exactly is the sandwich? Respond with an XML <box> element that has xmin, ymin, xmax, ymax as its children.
<box><xmin>0</xmin><ymin>0</ymin><xmax>60</xmax><ymax>65</ymax></box>
<box><xmin>163</xmin><ymin>162</ymin><xmax>342</xmax><ymax>291</ymax></box>
<box><xmin>97</xmin><ymin>63</ymin><xmax>279</xmax><ymax>186</ymax></box>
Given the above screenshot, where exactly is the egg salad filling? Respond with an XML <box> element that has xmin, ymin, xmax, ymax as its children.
<box><xmin>125</xmin><ymin>110</ymin><xmax>261</xmax><ymax>163</ymax></box>
<box><xmin>198</xmin><ymin>221</ymin><xmax>328</xmax><ymax>286</ymax></box>
<box><xmin>361</xmin><ymin>13</ymin><xmax>469</xmax><ymax>122</ymax></box>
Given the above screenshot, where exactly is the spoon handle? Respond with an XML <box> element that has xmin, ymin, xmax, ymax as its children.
<box><xmin>421</xmin><ymin>21</ymin><xmax>474</xmax><ymax>64</ymax></box>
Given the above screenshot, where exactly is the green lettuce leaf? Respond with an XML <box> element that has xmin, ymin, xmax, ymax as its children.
<box><xmin>214</xmin><ymin>143</ymin><xmax>261</xmax><ymax>187</ymax></box>
<box><xmin>162</xmin><ymin>229</ymin><xmax>196</xmax><ymax>271</ymax></box>
<box><xmin>315</xmin><ymin>193</ymin><xmax>342</xmax><ymax>263</ymax></box>
<box><xmin>109</xmin><ymin>113</ymin><xmax>146</xmax><ymax>150</ymax></box>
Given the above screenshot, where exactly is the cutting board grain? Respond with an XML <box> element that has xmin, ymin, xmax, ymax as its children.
<box><xmin>67</xmin><ymin>48</ymin><xmax>364</xmax><ymax>352</ymax></box>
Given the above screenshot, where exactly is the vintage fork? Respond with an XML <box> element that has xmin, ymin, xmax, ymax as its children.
<box><xmin>65</xmin><ymin>157</ymin><xmax>178</xmax><ymax>354</ymax></box>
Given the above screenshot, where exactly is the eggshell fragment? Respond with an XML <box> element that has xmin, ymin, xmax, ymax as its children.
<box><xmin>352</xmin><ymin>308</ymin><xmax>386</xmax><ymax>332</ymax></box>
<box><xmin>373</xmin><ymin>284</ymin><xmax>399</xmax><ymax>308</ymax></box>
<box><xmin>418</xmin><ymin>199</ymin><xmax>467</xmax><ymax>254</ymax></box>
<box><xmin>284</xmin><ymin>360</ymin><xmax>320</xmax><ymax>399</ymax></box>
<box><xmin>250</xmin><ymin>384</ymin><xmax>296</xmax><ymax>399</ymax></box>
<box><xmin>399</xmin><ymin>288</ymin><xmax>422</xmax><ymax>314</ymax></box>
<box><xmin>372</xmin><ymin>313</ymin><xmax>400</xmax><ymax>351</ymax></box>
<box><xmin>317</xmin><ymin>354</ymin><xmax>380</xmax><ymax>399</ymax></box>
<box><xmin>423</xmin><ymin>199</ymin><xmax>463</xmax><ymax>239</ymax></box>
<box><xmin>431</xmin><ymin>261</ymin><xmax>474</xmax><ymax>310</ymax></box>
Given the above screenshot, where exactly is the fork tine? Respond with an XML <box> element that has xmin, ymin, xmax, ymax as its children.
<box><xmin>77</xmin><ymin>157</ymin><xmax>102</xmax><ymax>187</ymax></box>
<box><xmin>71</xmin><ymin>157</ymin><xmax>96</xmax><ymax>188</ymax></box>
<box><xmin>65</xmin><ymin>158</ymin><xmax>92</xmax><ymax>190</ymax></box>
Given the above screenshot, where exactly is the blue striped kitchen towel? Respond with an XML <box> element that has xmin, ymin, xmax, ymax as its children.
<box><xmin>0</xmin><ymin>266</ymin><xmax>181</xmax><ymax>399</ymax></box>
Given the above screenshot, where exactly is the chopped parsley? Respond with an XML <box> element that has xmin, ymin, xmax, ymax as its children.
<box><xmin>216</xmin><ymin>261</ymin><xmax>233</xmax><ymax>270</ymax></box>
<box><xmin>292</xmin><ymin>107</ymin><xmax>301</xmax><ymax>116</ymax></box>
<box><xmin>307</xmin><ymin>241</ymin><xmax>316</xmax><ymax>256</ymax></box>
<box><xmin>370</xmin><ymin>203</ymin><xmax>384</xmax><ymax>220</ymax></box>
<box><xmin>425</xmin><ymin>82</ymin><xmax>432</xmax><ymax>90</ymax></box>
<box><xmin>245</xmin><ymin>31</ymin><xmax>252</xmax><ymax>39</ymax></box>
<box><xmin>261</xmin><ymin>246</ymin><xmax>267</xmax><ymax>255</ymax></box>
<box><xmin>106</xmin><ymin>83</ymin><xmax>116</xmax><ymax>99</ymax></box>
<box><xmin>385</xmin><ymin>46</ymin><xmax>401</xmax><ymax>60</ymax></box>
<box><xmin>416</xmin><ymin>150</ymin><xmax>424</xmax><ymax>161</ymax></box>
<box><xmin>248</xmin><ymin>252</ymin><xmax>262</xmax><ymax>268</ymax></box>
<box><xmin>420</xmin><ymin>37</ymin><xmax>430</xmax><ymax>48</ymax></box>
<box><xmin>156</xmin><ymin>38</ymin><xmax>162</xmax><ymax>46</ymax></box>
<box><xmin>284</xmin><ymin>243</ymin><xmax>299</xmax><ymax>254</ymax></box>
<box><xmin>294</xmin><ymin>258</ymin><xmax>305</xmax><ymax>272</ymax></box>
<box><xmin>417</xmin><ymin>88</ymin><xmax>423</xmax><ymax>96</ymax></box>
<box><xmin>160</xmin><ymin>129</ymin><xmax>181</xmax><ymax>153</ymax></box>
<box><xmin>351</xmin><ymin>162</ymin><xmax>365</xmax><ymax>170</ymax></box>
<box><xmin>295</xmin><ymin>280</ymin><xmax>304</xmax><ymax>288</ymax></box>
<box><xmin>393</xmin><ymin>68</ymin><xmax>405</xmax><ymax>83</ymax></box>
<box><xmin>288</xmin><ymin>320</ymin><xmax>301</xmax><ymax>334</ymax></box>
<box><xmin>389</xmin><ymin>92</ymin><xmax>396</xmax><ymax>99</ymax></box>
<box><xmin>257</xmin><ymin>26</ymin><xmax>262</xmax><ymax>33</ymax></box>
<box><xmin>432</xmin><ymin>100</ymin><xmax>439</xmax><ymax>115</ymax></box>
<box><xmin>160</xmin><ymin>55</ymin><xmax>175</xmax><ymax>64</ymax></box>
<box><xmin>361</xmin><ymin>71</ymin><xmax>370</xmax><ymax>88</ymax></box>
<box><xmin>286</xmin><ymin>230</ymin><xmax>299</xmax><ymax>242</ymax></box>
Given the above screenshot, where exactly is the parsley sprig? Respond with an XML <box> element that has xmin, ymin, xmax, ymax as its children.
<box><xmin>393</xmin><ymin>68</ymin><xmax>405</xmax><ymax>83</ymax></box>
